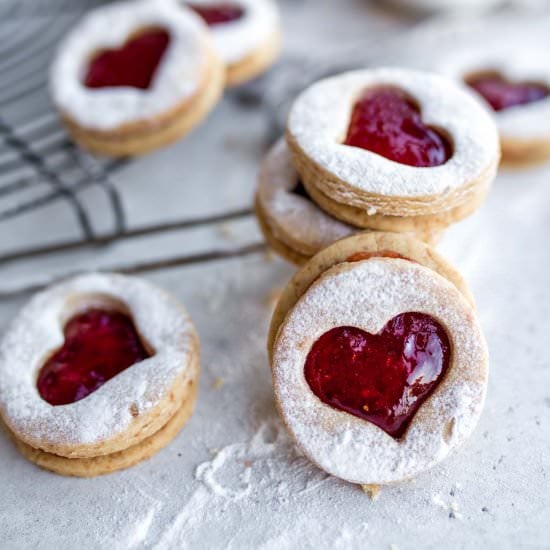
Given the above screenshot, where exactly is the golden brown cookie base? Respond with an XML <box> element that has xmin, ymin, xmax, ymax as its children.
<box><xmin>60</xmin><ymin>50</ymin><xmax>225</xmax><ymax>157</ymax></box>
<box><xmin>286</xmin><ymin>130</ymin><xmax>499</xmax><ymax>218</ymax></box>
<box><xmin>5</xmin><ymin>384</ymin><xmax>197</xmax><ymax>477</ymax></box>
<box><xmin>301</xmin><ymin>173</ymin><xmax>491</xmax><ymax>233</ymax></box>
<box><xmin>267</xmin><ymin>232</ymin><xmax>475</xmax><ymax>363</ymax></box>
<box><xmin>255</xmin><ymin>195</ymin><xmax>309</xmax><ymax>266</ymax></box>
<box><xmin>226</xmin><ymin>30</ymin><xmax>281</xmax><ymax>87</ymax></box>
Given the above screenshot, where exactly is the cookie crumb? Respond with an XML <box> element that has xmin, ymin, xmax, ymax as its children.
<box><xmin>218</xmin><ymin>223</ymin><xmax>234</xmax><ymax>240</ymax></box>
<box><xmin>129</xmin><ymin>403</ymin><xmax>139</xmax><ymax>417</ymax></box>
<box><xmin>361</xmin><ymin>484</ymin><xmax>381</xmax><ymax>501</ymax></box>
<box><xmin>264</xmin><ymin>250</ymin><xmax>275</xmax><ymax>262</ymax></box>
<box><xmin>212</xmin><ymin>378</ymin><xmax>224</xmax><ymax>390</ymax></box>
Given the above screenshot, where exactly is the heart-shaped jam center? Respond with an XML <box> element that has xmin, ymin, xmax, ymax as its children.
<box><xmin>343</xmin><ymin>87</ymin><xmax>452</xmax><ymax>167</ymax></box>
<box><xmin>187</xmin><ymin>3</ymin><xmax>244</xmax><ymax>25</ymax></box>
<box><xmin>84</xmin><ymin>29</ymin><xmax>170</xmax><ymax>90</ymax></box>
<box><xmin>304</xmin><ymin>313</ymin><xmax>451</xmax><ymax>439</ymax></box>
<box><xmin>37</xmin><ymin>309</ymin><xmax>151</xmax><ymax>406</ymax></box>
<box><xmin>465</xmin><ymin>72</ymin><xmax>549</xmax><ymax>112</ymax></box>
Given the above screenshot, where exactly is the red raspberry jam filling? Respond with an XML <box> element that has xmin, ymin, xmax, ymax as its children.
<box><xmin>304</xmin><ymin>313</ymin><xmax>451</xmax><ymax>439</ymax></box>
<box><xmin>84</xmin><ymin>29</ymin><xmax>170</xmax><ymax>90</ymax></box>
<box><xmin>344</xmin><ymin>87</ymin><xmax>452</xmax><ymax>167</ymax></box>
<box><xmin>37</xmin><ymin>309</ymin><xmax>151</xmax><ymax>406</ymax></box>
<box><xmin>466</xmin><ymin>72</ymin><xmax>549</xmax><ymax>112</ymax></box>
<box><xmin>187</xmin><ymin>3</ymin><xmax>244</xmax><ymax>26</ymax></box>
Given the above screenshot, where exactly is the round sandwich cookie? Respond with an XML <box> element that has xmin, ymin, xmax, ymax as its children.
<box><xmin>441</xmin><ymin>45</ymin><xmax>550</xmax><ymax>166</ymax></box>
<box><xmin>50</xmin><ymin>0</ymin><xmax>225</xmax><ymax>157</ymax></box>
<box><xmin>286</xmin><ymin>68</ymin><xmax>500</xmax><ymax>230</ymax></box>
<box><xmin>0</xmin><ymin>273</ymin><xmax>200</xmax><ymax>477</ymax></box>
<box><xmin>256</xmin><ymin>139</ymin><xmax>443</xmax><ymax>265</ymax></box>
<box><xmin>270</xmin><ymin>232</ymin><xmax>487</xmax><ymax>485</ymax></box>
<box><xmin>180</xmin><ymin>0</ymin><xmax>281</xmax><ymax>86</ymax></box>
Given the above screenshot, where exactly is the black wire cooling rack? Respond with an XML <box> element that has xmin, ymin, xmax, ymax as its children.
<box><xmin>0</xmin><ymin>0</ymin><xmax>411</xmax><ymax>297</ymax></box>
<box><xmin>0</xmin><ymin>0</ymin><xmax>279</xmax><ymax>297</ymax></box>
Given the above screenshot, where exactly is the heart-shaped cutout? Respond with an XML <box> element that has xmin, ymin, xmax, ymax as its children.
<box><xmin>37</xmin><ymin>309</ymin><xmax>151</xmax><ymax>406</ymax></box>
<box><xmin>343</xmin><ymin>86</ymin><xmax>452</xmax><ymax>167</ymax></box>
<box><xmin>84</xmin><ymin>29</ymin><xmax>170</xmax><ymax>90</ymax></box>
<box><xmin>187</xmin><ymin>3</ymin><xmax>245</xmax><ymax>26</ymax></box>
<box><xmin>304</xmin><ymin>313</ymin><xmax>451</xmax><ymax>439</ymax></box>
<box><xmin>465</xmin><ymin>72</ymin><xmax>549</xmax><ymax>112</ymax></box>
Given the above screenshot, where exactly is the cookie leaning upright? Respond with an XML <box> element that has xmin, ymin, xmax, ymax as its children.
<box><xmin>0</xmin><ymin>273</ymin><xmax>200</xmax><ymax>477</ymax></box>
<box><xmin>50</xmin><ymin>0</ymin><xmax>225</xmax><ymax>157</ymax></box>
<box><xmin>269</xmin><ymin>232</ymin><xmax>489</xmax><ymax>485</ymax></box>
<box><xmin>286</xmin><ymin>68</ymin><xmax>501</xmax><ymax>231</ymax></box>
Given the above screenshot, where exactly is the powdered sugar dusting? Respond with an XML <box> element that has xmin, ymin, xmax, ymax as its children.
<box><xmin>177</xmin><ymin>0</ymin><xmax>279</xmax><ymax>64</ymax></box>
<box><xmin>0</xmin><ymin>273</ymin><xmax>198</xmax><ymax>447</ymax></box>
<box><xmin>258</xmin><ymin>139</ymin><xmax>356</xmax><ymax>255</ymax></box>
<box><xmin>272</xmin><ymin>259</ymin><xmax>488</xmax><ymax>484</ymax></box>
<box><xmin>50</xmin><ymin>0</ymin><xmax>211</xmax><ymax>130</ymax></box>
<box><xmin>287</xmin><ymin>68</ymin><xmax>499</xmax><ymax>198</ymax></box>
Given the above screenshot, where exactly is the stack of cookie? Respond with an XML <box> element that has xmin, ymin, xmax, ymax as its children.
<box><xmin>50</xmin><ymin>0</ymin><xmax>281</xmax><ymax>157</ymax></box>
<box><xmin>256</xmin><ymin>68</ymin><xmax>501</xmax><ymax>265</ymax></box>
<box><xmin>0</xmin><ymin>274</ymin><xmax>200</xmax><ymax>477</ymax></box>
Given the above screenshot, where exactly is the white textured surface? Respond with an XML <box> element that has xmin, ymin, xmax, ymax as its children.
<box><xmin>0</xmin><ymin>273</ymin><xmax>197</xmax><ymax>447</ymax></box>
<box><xmin>51</xmin><ymin>0</ymin><xmax>211</xmax><ymax>130</ymax></box>
<box><xmin>0</xmin><ymin>3</ymin><xmax>549</xmax><ymax>549</ymax></box>
<box><xmin>287</xmin><ymin>68</ymin><xmax>500</xmax><ymax>198</ymax></box>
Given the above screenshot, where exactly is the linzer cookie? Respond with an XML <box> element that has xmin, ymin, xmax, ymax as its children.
<box><xmin>440</xmin><ymin>46</ymin><xmax>550</xmax><ymax>166</ymax></box>
<box><xmin>269</xmin><ymin>233</ymin><xmax>488</xmax><ymax>485</ymax></box>
<box><xmin>50</xmin><ymin>0</ymin><xmax>224</xmax><ymax>157</ymax></box>
<box><xmin>0</xmin><ymin>273</ymin><xmax>200</xmax><ymax>477</ymax></box>
<box><xmin>255</xmin><ymin>139</ymin><xmax>443</xmax><ymax>265</ymax></box>
<box><xmin>286</xmin><ymin>68</ymin><xmax>500</xmax><ymax>231</ymax></box>
<box><xmin>181</xmin><ymin>0</ymin><xmax>281</xmax><ymax>86</ymax></box>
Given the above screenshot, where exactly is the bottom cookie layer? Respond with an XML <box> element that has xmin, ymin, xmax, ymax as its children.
<box><xmin>302</xmin><ymin>174</ymin><xmax>491</xmax><ymax>234</ymax></box>
<box><xmin>5</xmin><ymin>385</ymin><xmax>197</xmax><ymax>477</ymax></box>
<box><xmin>226</xmin><ymin>30</ymin><xmax>281</xmax><ymax>87</ymax></box>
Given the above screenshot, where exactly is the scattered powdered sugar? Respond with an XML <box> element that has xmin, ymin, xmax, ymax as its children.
<box><xmin>174</xmin><ymin>0</ymin><xmax>279</xmax><ymax>64</ymax></box>
<box><xmin>287</xmin><ymin>67</ymin><xmax>500</xmax><ymax>197</ymax></box>
<box><xmin>50</xmin><ymin>0</ymin><xmax>211</xmax><ymax>130</ymax></box>
<box><xmin>435</xmin><ymin>40</ymin><xmax>550</xmax><ymax>141</ymax></box>
<box><xmin>272</xmin><ymin>259</ymin><xmax>488</xmax><ymax>484</ymax></box>
<box><xmin>0</xmin><ymin>273</ymin><xmax>198</xmax><ymax>447</ymax></box>
<box><xmin>195</xmin><ymin>419</ymin><xmax>330</xmax><ymax>501</ymax></box>
<box><xmin>258</xmin><ymin>138</ymin><xmax>356</xmax><ymax>255</ymax></box>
